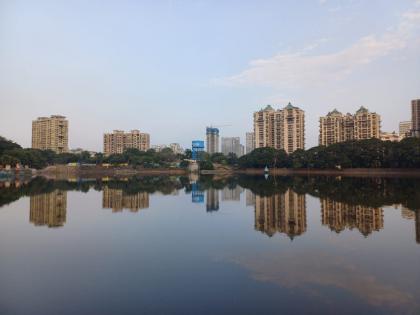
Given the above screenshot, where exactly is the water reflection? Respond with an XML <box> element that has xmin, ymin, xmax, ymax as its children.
<box><xmin>1</xmin><ymin>176</ymin><xmax>420</xmax><ymax>243</ymax></box>
<box><xmin>255</xmin><ymin>189</ymin><xmax>306</xmax><ymax>239</ymax></box>
<box><xmin>206</xmin><ymin>188</ymin><xmax>219</xmax><ymax>212</ymax></box>
<box><xmin>102</xmin><ymin>187</ymin><xmax>149</xmax><ymax>212</ymax></box>
<box><xmin>321</xmin><ymin>198</ymin><xmax>384</xmax><ymax>236</ymax></box>
<box><xmin>29</xmin><ymin>190</ymin><xmax>67</xmax><ymax>228</ymax></box>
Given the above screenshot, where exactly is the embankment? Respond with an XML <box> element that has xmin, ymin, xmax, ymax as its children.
<box><xmin>37</xmin><ymin>165</ymin><xmax>187</xmax><ymax>179</ymax></box>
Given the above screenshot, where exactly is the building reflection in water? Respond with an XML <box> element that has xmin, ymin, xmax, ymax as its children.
<box><xmin>246</xmin><ymin>190</ymin><xmax>256</xmax><ymax>207</ymax></box>
<box><xmin>191</xmin><ymin>182</ymin><xmax>204</xmax><ymax>203</ymax></box>
<box><xmin>321</xmin><ymin>198</ymin><xmax>384</xmax><ymax>236</ymax></box>
<box><xmin>254</xmin><ymin>189</ymin><xmax>306</xmax><ymax>239</ymax></box>
<box><xmin>400</xmin><ymin>207</ymin><xmax>420</xmax><ymax>244</ymax></box>
<box><xmin>222</xmin><ymin>186</ymin><xmax>244</xmax><ymax>201</ymax></box>
<box><xmin>29</xmin><ymin>190</ymin><xmax>67</xmax><ymax>228</ymax></box>
<box><xmin>102</xmin><ymin>187</ymin><xmax>149</xmax><ymax>212</ymax></box>
<box><xmin>206</xmin><ymin>188</ymin><xmax>219</xmax><ymax>212</ymax></box>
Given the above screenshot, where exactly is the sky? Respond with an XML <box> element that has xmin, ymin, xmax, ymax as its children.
<box><xmin>1</xmin><ymin>0</ymin><xmax>420</xmax><ymax>151</ymax></box>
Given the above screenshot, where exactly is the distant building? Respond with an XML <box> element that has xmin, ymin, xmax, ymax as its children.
<box><xmin>221</xmin><ymin>137</ymin><xmax>243</xmax><ymax>157</ymax></box>
<box><xmin>206</xmin><ymin>127</ymin><xmax>220</xmax><ymax>154</ymax></box>
<box><xmin>169</xmin><ymin>143</ymin><xmax>184</xmax><ymax>154</ymax></box>
<box><xmin>380</xmin><ymin>132</ymin><xmax>400</xmax><ymax>142</ymax></box>
<box><xmin>30</xmin><ymin>190</ymin><xmax>67</xmax><ymax>228</ymax></box>
<box><xmin>103</xmin><ymin>130</ymin><xmax>150</xmax><ymax>156</ymax></box>
<box><xmin>399</xmin><ymin>121</ymin><xmax>412</xmax><ymax>140</ymax></box>
<box><xmin>319</xmin><ymin>107</ymin><xmax>381</xmax><ymax>146</ymax></box>
<box><xmin>151</xmin><ymin>144</ymin><xmax>167</xmax><ymax>152</ymax></box>
<box><xmin>411</xmin><ymin>99</ymin><xmax>420</xmax><ymax>138</ymax></box>
<box><xmin>254</xmin><ymin>103</ymin><xmax>305</xmax><ymax>154</ymax></box>
<box><xmin>32</xmin><ymin>115</ymin><xmax>68</xmax><ymax>153</ymax></box>
<box><xmin>245</xmin><ymin>132</ymin><xmax>255</xmax><ymax>154</ymax></box>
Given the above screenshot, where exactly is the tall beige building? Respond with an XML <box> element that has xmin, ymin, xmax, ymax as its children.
<box><xmin>32</xmin><ymin>115</ymin><xmax>68</xmax><ymax>153</ymax></box>
<box><xmin>30</xmin><ymin>190</ymin><xmax>67</xmax><ymax>228</ymax></box>
<box><xmin>254</xmin><ymin>189</ymin><xmax>306</xmax><ymax>239</ymax></box>
<box><xmin>412</xmin><ymin>99</ymin><xmax>420</xmax><ymax>138</ymax></box>
<box><xmin>254</xmin><ymin>103</ymin><xmax>305</xmax><ymax>154</ymax></box>
<box><xmin>103</xmin><ymin>130</ymin><xmax>150</xmax><ymax>156</ymax></box>
<box><xmin>399</xmin><ymin>121</ymin><xmax>412</xmax><ymax>140</ymax></box>
<box><xmin>319</xmin><ymin>107</ymin><xmax>381</xmax><ymax>146</ymax></box>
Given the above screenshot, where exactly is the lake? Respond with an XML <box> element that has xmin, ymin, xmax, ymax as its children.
<box><xmin>0</xmin><ymin>175</ymin><xmax>419</xmax><ymax>315</ymax></box>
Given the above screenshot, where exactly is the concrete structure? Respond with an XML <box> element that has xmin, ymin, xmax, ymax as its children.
<box><xmin>221</xmin><ymin>137</ymin><xmax>243</xmax><ymax>157</ymax></box>
<box><xmin>399</xmin><ymin>121</ymin><xmax>412</xmax><ymax>140</ymax></box>
<box><xmin>321</xmin><ymin>198</ymin><xmax>383</xmax><ymax>236</ymax></box>
<box><xmin>103</xmin><ymin>130</ymin><xmax>150</xmax><ymax>156</ymax></box>
<box><xmin>246</xmin><ymin>132</ymin><xmax>255</xmax><ymax>154</ymax></box>
<box><xmin>253</xmin><ymin>103</ymin><xmax>305</xmax><ymax>154</ymax></box>
<box><xmin>411</xmin><ymin>99</ymin><xmax>420</xmax><ymax>138</ymax></box>
<box><xmin>30</xmin><ymin>190</ymin><xmax>67</xmax><ymax>228</ymax></box>
<box><xmin>32</xmin><ymin>115</ymin><xmax>68</xmax><ymax>153</ymax></box>
<box><xmin>103</xmin><ymin>187</ymin><xmax>149</xmax><ymax>212</ymax></box>
<box><xmin>206</xmin><ymin>127</ymin><xmax>220</xmax><ymax>154</ymax></box>
<box><xmin>380</xmin><ymin>132</ymin><xmax>400</xmax><ymax>142</ymax></box>
<box><xmin>319</xmin><ymin>107</ymin><xmax>381</xmax><ymax>146</ymax></box>
<box><xmin>254</xmin><ymin>189</ymin><xmax>306</xmax><ymax>239</ymax></box>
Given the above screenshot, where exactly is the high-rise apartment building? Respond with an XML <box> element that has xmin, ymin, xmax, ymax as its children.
<box><xmin>319</xmin><ymin>107</ymin><xmax>381</xmax><ymax>146</ymax></box>
<box><xmin>206</xmin><ymin>127</ymin><xmax>220</xmax><ymax>154</ymax></box>
<box><xmin>411</xmin><ymin>99</ymin><xmax>420</xmax><ymax>138</ymax></box>
<box><xmin>221</xmin><ymin>137</ymin><xmax>243</xmax><ymax>157</ymax></box>
<box><xmin>103</xmin><ymin>130</ymin><xmax>150</xmax><ymax>156</ymax></box>
<box><xmin>253</xmin><ymin>103</ymin><xmax>305</xmax><ymax>154</ymax></box>
<box><xmin>32</xmin><ymin>115</ymin><xmax>68</xmax><ymax>153</ymax></box>
<box><xmin>354</xmin><ymin>106</ymin><xmax>381</xmax><ymax>140</ymax></box>
<box><xmin>245</xmin><ymin>132</ymin><xmax>255</xmax><ymax>154</ymax></box>
<box><xmin>399</xmin><ymin>121</ymin><xmax>412</xmax><ymax>140</ymax></box>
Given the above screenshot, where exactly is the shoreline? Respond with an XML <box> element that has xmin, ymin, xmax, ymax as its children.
<box><xmin>234</xmin><ymin>168</ymin><xmax>420</xmax><ymax>177</ymax></box>
<box><xmin>14</xmin><ymin>165</ymin><xmax>420</xmax><ymax>180</ymax></box>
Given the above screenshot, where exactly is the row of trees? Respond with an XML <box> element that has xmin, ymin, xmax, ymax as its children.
<box><xmin>0</xmin><ymin>136</ymin><xmax>185</xmax><ymax>169</ymax></box>
<box><xmin>2</xmin><ymin>135</ymin><xmax>420</xmax><ymax>170</ymax></box>
<box><xmin>238</xmin><ymin>138</ymin><xmax>420</xmax><ymax>169</ymax></box>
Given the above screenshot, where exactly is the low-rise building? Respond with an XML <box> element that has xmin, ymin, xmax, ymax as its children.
<box><xmin>380</xmin><ymin>132</ymin><xmax>400</xmax><ymax>142</ymax></box>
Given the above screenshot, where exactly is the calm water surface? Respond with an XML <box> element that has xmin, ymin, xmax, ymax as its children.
<box><xmin>0</xmin><ymin>175</ymin><xmax>419</xmax><ymax>315</ymax></box>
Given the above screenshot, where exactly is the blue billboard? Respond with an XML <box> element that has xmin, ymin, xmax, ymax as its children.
<box><xmin>192</xmin><ymin>140</ymin><xmax>205</xmax><ymax>160</ymax></box>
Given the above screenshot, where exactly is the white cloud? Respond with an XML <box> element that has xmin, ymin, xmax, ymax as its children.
<box><xmin>217</xmin><ymin>8</ymin><xmax>420</xmax><ymax>89</ymax></box>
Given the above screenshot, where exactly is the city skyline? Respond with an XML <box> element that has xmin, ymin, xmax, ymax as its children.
<box><xmin>1</xmin><ymin>1</ymin><xmax>420</xmax><ymax>151</ymax></box>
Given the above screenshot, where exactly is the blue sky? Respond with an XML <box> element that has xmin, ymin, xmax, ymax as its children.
<box><xmin>1</xmin><ymin>0</ymin><xmax>420</xmax><ymax>151</ymax></box>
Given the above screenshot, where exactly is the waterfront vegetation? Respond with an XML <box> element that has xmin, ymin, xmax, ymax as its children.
<box><xmin>1</xmin><ymin>136</ymin><xmax>420</xmax><ymax>170</ymax></box>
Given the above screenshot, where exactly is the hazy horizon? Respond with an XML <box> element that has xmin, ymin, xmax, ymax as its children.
<box><xmin>1</xmin><ymin>0</ymin><xmax>420</xmax><ymax>151</ymax></box>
